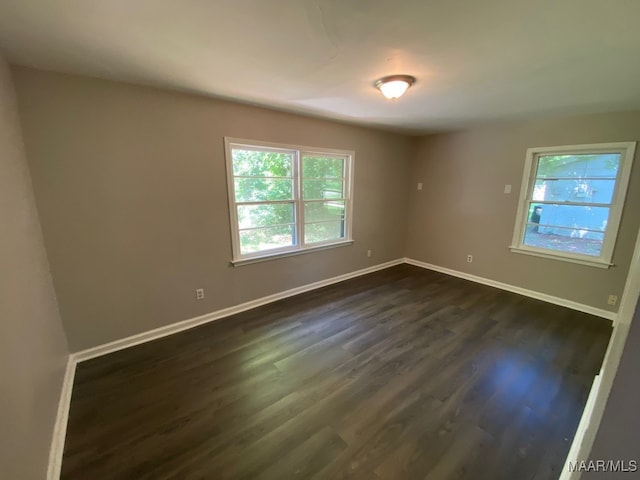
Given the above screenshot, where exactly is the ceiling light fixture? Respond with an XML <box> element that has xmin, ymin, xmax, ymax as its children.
<box><xmin>375</xmin><ymin>74</ymin><xmax>416</xmax><ymax>100</ymax></box>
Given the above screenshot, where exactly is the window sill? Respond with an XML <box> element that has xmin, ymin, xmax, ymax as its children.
<box><xmin>231</xmin><ymin>240</ymin><xmax>354</xmax><ymax>266</ymax></box>
<box><xmin>509</xmin><ymin>246</ymin><xmax>613</xmax><ymax>269</ymax></box>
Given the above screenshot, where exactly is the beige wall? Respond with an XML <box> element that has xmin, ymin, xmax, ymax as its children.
<box><xmin>12</xmin><ymin>67</ymin><xmax>412</xmax><ymax>352</ymax></box>
<box><xmin>0</xmin><ymin>59</ymin><xmax>69</xmax><ymax>478</ymax></box>
<box><xmin>12</xmin><ymin>64</ymin><xmax>640</xmax><ymax>357</ymax></box>
<box><xmin>406</xmin><ymin>112</ymin><xmax>640</xmax><ymax>311</ymax></box>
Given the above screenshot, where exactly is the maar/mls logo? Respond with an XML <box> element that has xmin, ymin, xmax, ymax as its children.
<box><xmin>569</xmin><ymin>460</ymin><xmax>638</xmax><ymax>473</ymax></box>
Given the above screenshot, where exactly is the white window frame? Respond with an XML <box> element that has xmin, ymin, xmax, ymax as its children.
<box><xmin>510</xmin><ymin>142</ymin><xmax>636</xmax><ymax>269</ymax></box>
<box><xmin>224</xmin><ymin>137</ymin><xmax>354</xmax><ymax>265</ymax></box>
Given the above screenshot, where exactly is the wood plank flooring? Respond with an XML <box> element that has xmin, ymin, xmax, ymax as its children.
<box><xmin>61</xmin><ymin>264</ymin><xmax>612</xmax><ymax>480</ymax></box>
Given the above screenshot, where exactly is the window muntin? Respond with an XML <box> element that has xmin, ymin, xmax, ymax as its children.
<box><xmin>510</xmin><ymin>143</ymin><xmax>636</xmax><ymax>268</ymax></box>
<box><xmin>225</xmin><ymin>139</ymin><xmax>353</xmax><ymax>262</ymax></box>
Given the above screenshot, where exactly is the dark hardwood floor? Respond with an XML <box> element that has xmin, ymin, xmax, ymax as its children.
<box><xmin>61</xmin><ymin>264</ymin><xmax>612</xmax><ymax>480</ymax></box>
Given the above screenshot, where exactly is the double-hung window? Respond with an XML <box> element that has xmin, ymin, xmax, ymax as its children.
<box><xmin>510</xmin><ymin>142</ymin><xmax>636</xmax><ymax>268</ymax></box>
<box><xmin>225</xmin><ymin>138</ymin><xmax>354</xmax><ymax>263</ymax></box>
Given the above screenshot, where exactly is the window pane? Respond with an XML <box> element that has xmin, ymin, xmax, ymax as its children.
<box><xmin>304</xmin><ymin>221</ymin><xmax>344</xmax><ymax>244</ymax></box>
<box><xmin>532</xmin><ymin>179</ymin><xmax>616</xmax><ymax>204</ymax></box>
<box><xmin>304</xmin><ymin>201</ymin><xmax>345</xmax><ymax>223</ymax></box>
<box><xmin>523</xmin><ymin>225</ymin><xmax>603</xmax><ymax>257</ymax></box>
<box><xmin>536</xmin><ymin>153</ymin><xmax>620</xmax><ymax>179</ymax></box>
<box><xmin>232</xmin><ymin>149</ymin><xmax>292</xmax><ymax>177</ymax></box>
<box><xmin>527</xmin><ymin>204</ymin><xmax>609</xmax><ymax>232</ymax></box>
<box><xmin>302</xmin><ymin>179</ymin><xmax>344</xmax><ymax>200</ymax></box>
<box><xmin>237</xmin><ymin>203</ymin><xmax>294</xmax><ymax>229</ymax></box>
<box><xmin>239</xmin><ymin>224</ymin><xmax>295</xmax><ymax>254</ymax></box>
<box><xmin>302</xmin><ymin>156</ymin><xmax>344</xmax><ymax>178</ymax></box>
<box><xmin>234</xmin><ymin>178</ymin><xmax>293</xmax><ymax>202</ymax></box>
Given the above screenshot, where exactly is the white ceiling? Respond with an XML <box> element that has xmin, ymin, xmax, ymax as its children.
<box><xmin>1</xmin><ymin>0</ymin><xmax>639</xmax><ymax>133</ymax></box>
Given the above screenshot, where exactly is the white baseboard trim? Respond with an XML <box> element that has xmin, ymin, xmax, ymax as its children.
<box><xmin>74</xmin><ymin>259</ymin><xmax>404</xmax><ymax>362</ymax></box>
<box><xmin>560</xmin><ymin>223</ymin><xmax>640</xmax><ymax>479</ymax></box>
<box><xmin>559</xmin><ymin>320</ymin><xmax>632</xmax><ymax>480</ymax></box>
<box><xmin>404</xmin><ymin>257</ymin><xmax>617</xmax><ymax>322</ymax></box>
<box><xmin>74</xmin><ymin>256</ymin><xmax>616</xmax><ymax>364</ymax></box>
<box><xmin>559</xmin><ymin>373</ymin><xmax>603</xmax><ymax>480</ymax></box>
<box><xmin>47</xmin><ymin>354</ymin><xmax>78</xmax><ymax>480</ymax></box>
<box><xmin>50</xmin><ymin>255</ymin><xmax>625</xmax><ymax>479</ymax></box>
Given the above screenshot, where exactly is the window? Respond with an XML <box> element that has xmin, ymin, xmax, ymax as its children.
<box><xmin>510</xmin><ymin>142</ymin><xmax>636</xmax><ymax>268</ymax></box>
<box><xmin>224</xmin><ymin>138</ymin><xmax>354</xmax><ymax>263</ymax></box>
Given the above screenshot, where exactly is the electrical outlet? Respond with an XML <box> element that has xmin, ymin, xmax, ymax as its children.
<box><xmin>504</xmin><ymin>184</ymin><xmax>512</xmax><ymax>194</ymax></box>
<box><xmin>367</xmin><ymin>249</ymin><xmax>372</xmax><ymax>258</ymax></box>
<box><xmin>417</xmin><ymin>182</ymin><xmax>423</xmax><ymax>190</ymax></box>
<box><xmin>467</xmin><ymin>255</ymin><xmax>473</xmax><ymax>263</ymax></box>
<box><xmin>608</xmin><ymin>294</ymin><xmax>618</xmax><ymax>306</ymax></box>
<box><xmin>196</xmin><ymin>288</ymin><xmax>205</xmax><ymax>300</ymax></box>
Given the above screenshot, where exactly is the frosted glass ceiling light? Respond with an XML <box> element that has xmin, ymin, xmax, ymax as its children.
<box><xmin>375</xmin><ymin>75</ymin><xmax>416</xmax><ymax>100</ymax></box>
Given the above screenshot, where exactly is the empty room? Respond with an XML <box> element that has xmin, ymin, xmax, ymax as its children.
<box><xmin>2</xmin><ymin>1</ymin><xmax>640</xmax><ymax>479</ymax></box>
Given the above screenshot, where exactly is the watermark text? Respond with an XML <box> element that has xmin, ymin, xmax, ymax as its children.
<box><xmin>569</xmin><ymin>460</ymin><xmax>638</xmax><ymax>473</ymax></box>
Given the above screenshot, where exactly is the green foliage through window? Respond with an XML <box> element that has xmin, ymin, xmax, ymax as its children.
<box><xmin>227</xmin><ymin>141</ymin><xmax>352</xmax><ymax>258</ymax></box>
